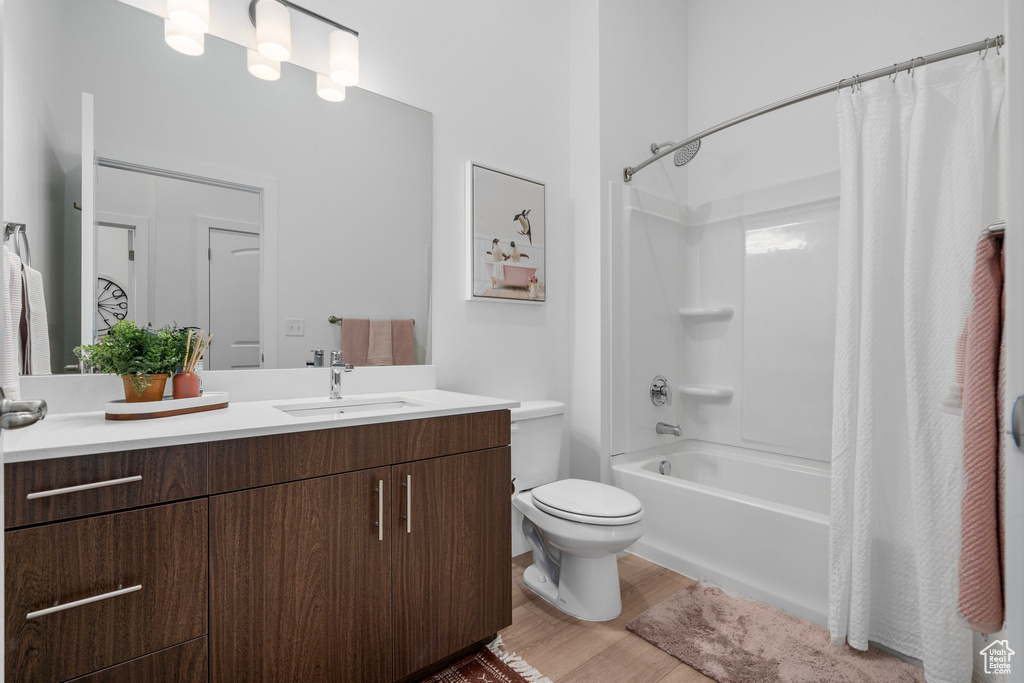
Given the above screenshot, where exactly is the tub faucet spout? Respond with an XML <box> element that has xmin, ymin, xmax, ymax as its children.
<box><xmin>656</xmin><ymin>422</ymin><xmax>681</xmax><ymax>437</ymax></box>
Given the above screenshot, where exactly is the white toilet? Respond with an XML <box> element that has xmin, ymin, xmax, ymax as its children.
<box><xmin>511</xmin><ymin>401</ymin><xmax>645</xmax><ymax>621</ymax></box>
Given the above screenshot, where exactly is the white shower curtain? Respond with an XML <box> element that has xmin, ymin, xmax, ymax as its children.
<box><xmin>829</xmin><ymin>57</ymin><xmax>1005</xmax><ymax>683</ymax></box>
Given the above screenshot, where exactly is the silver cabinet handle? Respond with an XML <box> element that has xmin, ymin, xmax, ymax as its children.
<box><xmin>26</xmin><ymin>475</ymin><xmax>142</xmax><ymax>500</ymax></box>
<box><xmin>401</xmin><ymin>474</ymin><xmax>411</xmax><ymax>534</ymax></box>
<box><xmin>375</xmin><ymin>479</ymin><xmax>384</xmax><ymax>541</ymax></box>
<box><xmin>26</xmin><ymin>584</ymin><xmax>141</xmax><ymax>620</ymax></box>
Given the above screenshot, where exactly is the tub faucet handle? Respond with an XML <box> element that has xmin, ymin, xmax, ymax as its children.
<box><xmin>651</xmin><ymin>376</ymin><xmax>672</xmax><ymax>406</ymax></box>
<box><xmin>656</xmin><ymin>422</ymin><xmax>681</xmax><ymax>437</ymax></box>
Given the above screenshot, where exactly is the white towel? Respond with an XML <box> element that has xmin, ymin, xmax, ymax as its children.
<box><xmin>2</xmin><ymin>247</ymin><xmax>23</xmax><ymax>399</ymax></box>
<box><xmin>23</xmin><ymin>265</ymin><xmax>50</xmax><ymax>375</ymax></box>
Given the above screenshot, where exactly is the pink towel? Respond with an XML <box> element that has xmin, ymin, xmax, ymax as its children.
<box><xmin>392</xmin><ymin>319</ymin><xmax>415</xmax><ymax>366</ymax></box>
<box><xmin>366</xmin><ymin>320</ymin><xmax>393</xmax><ymax>366</ymax></box>
<box><xmin>958</xmin><ymin>233</ymin><xmax>1004</xmax><ymax>634</ymax></box>
<box><xmin>340</xmin><ymin>318</ymin><xmax>369</xmax><ymax>366</ymax></box>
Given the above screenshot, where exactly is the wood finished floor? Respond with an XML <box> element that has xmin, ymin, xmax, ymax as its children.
<box><xmin>499</xmin><ymin>553</ymin><xmax>713</xmax><ymax>683</ymax></box>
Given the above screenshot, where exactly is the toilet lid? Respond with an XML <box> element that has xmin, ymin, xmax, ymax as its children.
<box><xmin>531</xmin><ymin>479</ymin><xmax>643</xmax><ymax>521</ymax></box>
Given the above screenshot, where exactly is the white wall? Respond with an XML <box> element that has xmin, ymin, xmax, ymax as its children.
<box><xmin>2</xmin><ymin>0</ymin><xmax>66</xmax><ymax>373</ymax></box>
<box><xmin>601</xmin><ymin>0</ymin><xmax>689</xmax><ymax>459</ymax></box>
<box><xmin>688</xmin><ymin>0</ymin><xmax>1005</xmax><ymax>206</ymax></box>
<box><xmin>314</xmin><ymin>0</ymin><xmax>577</xmax><ymax>469</ymax></box>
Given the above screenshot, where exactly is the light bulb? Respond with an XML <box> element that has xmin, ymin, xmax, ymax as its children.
<box><xmin>328</xmin><ymin>30</ymin><xmax>359</xmax><ymax>86</ymax></box>
<box><xmin>247</xmin><ymin>49</ymin><xmax>281</xmax><ymax>81</ymax></box>
<box><xmin>165</xmin><ymin>19</ymin><xmax>204</xmax><ymax>56</ymax></box>
<box><xmin>316</xmin><ymin>74</ymin><xmax>346</xmax><ymax>102</ymax></box>
<box><xmin>256</xmin><ymin>0</ymin><xmax>292</xmax><ymax>62</ymax></box>
<box><xmin>167</xmin><ymin>0</ymin><xmax>210</xmax><ymax>34</ymax></box>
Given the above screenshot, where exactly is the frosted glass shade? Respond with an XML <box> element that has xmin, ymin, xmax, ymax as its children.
<box><xmin>316</xmin><ymin>74</ymin><xmax>346</xmax><ymax>102</ymax></box>
<box><xmin>328</xmin><ymin>30</ymin><xmax>359</xmax><ymax>86</ymax></box>
<box><xmin>164</xmin><ymin>19</ymin><xmax>204</xmax><ymax>56</ymax></box>
<box><xmin>167</xmin><ymin>0</ymin><xmax>209</xmax><ymax>34</ymax></box>
<box><xmin>256</xmin><ymin>0</ymin><xmax>292</xmax><ymax>62</ymax></box>
<box><xmin>247</xmin><ymin>49</ymin><xmax>281</xmax><ymax>81</ymax></box>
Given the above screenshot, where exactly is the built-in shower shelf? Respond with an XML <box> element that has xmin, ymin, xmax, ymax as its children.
<box><xmin>678</xmin><ymin>306</ymin><xmax>735</xmax><ymax>320</ymax></box>
<box><xmin>678</xmin><ymin>384</ymin><xmax>734</xmax><ymax>400</ymax></box>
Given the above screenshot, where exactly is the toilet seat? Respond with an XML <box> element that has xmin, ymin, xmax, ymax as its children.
<box><xmin>531</xmin><ymin>479</ymin><xmax>644</xmax><ymax>526</ymax></box>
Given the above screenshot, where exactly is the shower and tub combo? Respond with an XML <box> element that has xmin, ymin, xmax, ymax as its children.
<box><xmin>616</xmin><ymin>33</ymin><xmax>1012</xmax><ymax>681</ymax></box>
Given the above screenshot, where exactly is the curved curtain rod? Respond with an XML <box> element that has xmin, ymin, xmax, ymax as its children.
<box><xmin>623</xmin><ymin>35</ymin><xmax>1004</xmax><ymax>183</ymax></box>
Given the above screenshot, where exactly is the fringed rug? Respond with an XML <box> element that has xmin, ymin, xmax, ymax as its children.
<box><xmin>420</xmin><ymin>636</ymin><xmax>552</xmax><ymax>683</ymax></box>
<box><xmin>627</xmin><ymin>583</ymin><xmax>925</xmax><ymax>683</ymax></box>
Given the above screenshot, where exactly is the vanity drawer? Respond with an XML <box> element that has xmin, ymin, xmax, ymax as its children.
<box><xmin>209</xmin><ymin>409</ymin><xmax>511</xmax><ymax>492</ymax></box>
<box><xmin>66</xmin><ymin>637</ymin><xmax>207</xmax><ymax>683</ymax></box>
<box><xmin>5</xmin><ymin>499</ymin><xmax>208</xmax><ymax>682</ymax></box>
<box><xmin>5</xmin><ymin>444</ymin><xmax>208</xmax><ymax>529</ymax></box>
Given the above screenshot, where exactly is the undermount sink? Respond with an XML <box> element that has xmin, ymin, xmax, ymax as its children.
<box><xmin>273</xmin><ymin>397</ymin><xmax>424</xmax><ymax>419</ymax></box>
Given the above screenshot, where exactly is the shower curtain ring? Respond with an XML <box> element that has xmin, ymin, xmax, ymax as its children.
<box><xmin>909</xmin><ymin>56</ymin><xmax>926</xmax><ymax>78</ymax></box>
<box><xmin>889</xmin><ymin>64</ymin><xmax>899</xmax><ymax>82</ymax></box>
<box><xmin>981</xmin><ymin>38</ymin><xmax>991</xmax><ymax>60</ymax></box>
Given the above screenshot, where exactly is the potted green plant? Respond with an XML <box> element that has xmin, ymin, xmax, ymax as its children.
<box><xmin>75</xmin><ymin>321</ymin><xmax>189</xmax><ymax>402</ymax></box>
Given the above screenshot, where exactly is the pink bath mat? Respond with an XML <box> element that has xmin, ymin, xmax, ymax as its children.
<box><xmin>627</xmin><ymin>583</ymin><xmax>924</xmax><ymax>683</ymax></box>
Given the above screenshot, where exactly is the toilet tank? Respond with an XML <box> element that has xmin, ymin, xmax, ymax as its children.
<box><xmin>510</xmin><ymin>400</ymin><xmax>566</xmax><ymax>491</ymax></box>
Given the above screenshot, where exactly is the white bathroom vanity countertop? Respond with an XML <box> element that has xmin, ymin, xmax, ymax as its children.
<box><xmin>4</xmin><ymin>390</ymin><xmax>519</xmax><ymax>462</ymax></box>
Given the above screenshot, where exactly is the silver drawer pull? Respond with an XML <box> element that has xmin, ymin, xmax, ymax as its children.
<box><xmin>405</xmin><ymin>474</ymin><xmax>412</xmax><ymax>534</ymax></box>
<box><xmin>26</xmin><ymin>584</ymin><xmax>142</xmax><ymax>620</ymax></box>
<box><xmin>375</xmin><ymin>479</ymin><xmax>384</xmax><ymax>541</ymax></box>
<box><xmin>26</xmin><ymin>475</ymin><xmax>143</xmax><ymax>500</ymax></box>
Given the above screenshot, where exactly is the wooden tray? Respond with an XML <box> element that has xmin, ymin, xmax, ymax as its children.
<box><xmin>105</xmin><ymin>392</ymin><xmax>229</xmax><ymax>421</ymax></box>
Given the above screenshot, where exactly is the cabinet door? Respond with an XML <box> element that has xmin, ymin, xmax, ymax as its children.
<box><xmin>210</xmin><ymin>467</ymin><xmax>392</xmax><ymax>682</ymax></box>
<box><xmin>392</xmin><ymin>447</ymin><xmax>512</xmax><ymax>679</ymax></box>
<box><xmin>5</xmin><ymin>500</ymin><xmax>208</xmax><ymax>682</ymax></box>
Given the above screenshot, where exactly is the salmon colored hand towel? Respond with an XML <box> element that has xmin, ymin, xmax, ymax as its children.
<box><xmin>366</xmin><ymin>320</ymin><xmax>394</xmax><ymax>366</ymax></box>
<box><xmin>340</xmin><ymin>318</ymin><xmax>369</xmax><ymax>366</ymax></box>
<box><xmin>391</xmin><ymin>319</ymin><xmax>415</xmax><ymax>365</ymax></box>
<box><xmin>958</xmin><ymin>233</ymin><xmax>1004</xmax><ymax>634</ymax></box>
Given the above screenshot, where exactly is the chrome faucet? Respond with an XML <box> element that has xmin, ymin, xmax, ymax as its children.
<box><xmin>656</xmin><ymin>422</ymin><xmax>681</xmax><ymax>437</ymax></box>
<box><xmin>330</xmin><ymin>350</ymin><xmax>353</xmax><ymax>399</ymax></box>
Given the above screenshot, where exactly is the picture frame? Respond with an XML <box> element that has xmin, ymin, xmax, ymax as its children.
<box><xmin>466</xmin><ymin>162</ymin><xmax>546</xmax><ymax>303</ymax></box>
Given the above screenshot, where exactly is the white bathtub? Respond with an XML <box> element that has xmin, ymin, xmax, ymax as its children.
<box><xmin>612</xmin><ymin>440</ymin><xmax>830</xmax><ymax>625</ymax></box>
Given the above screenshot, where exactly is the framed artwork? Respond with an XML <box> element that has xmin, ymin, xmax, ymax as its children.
<box><xmin>467</xmin><ymin>162</ymin><xmax>546</xmax><ymax>303</ymax></box>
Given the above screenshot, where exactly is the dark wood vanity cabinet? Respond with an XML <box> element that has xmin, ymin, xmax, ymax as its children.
<box><xmin>5</xmin><ymin>500</ymin><xmax>208</xmax><ymax>682</ymax></box>
<box><xmin>209</xmin><ymin>466</ymin><xmax>394</xmax><ymax>682</ymax></box>
<box><xmin>5</xmin><ymin>409</ymin><xmax>511</xmax><ymax>683</ymax></box>
<box><xmin>391</xmin><ymin>448</ymin><xmax>512</xmax><ymax>680</ymax></box>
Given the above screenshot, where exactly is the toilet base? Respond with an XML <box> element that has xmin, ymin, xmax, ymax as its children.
<box><xmin>522</xmin><ymin>553</ymin><xmax>623</xmax><ymax>622</ymax></box>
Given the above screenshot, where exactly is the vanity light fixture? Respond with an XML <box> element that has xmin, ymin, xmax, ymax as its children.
<box><xmin>247</xmin><ymin>0</ymin><xmax>360</xmax><ymax>100</ymax></box>
<box><xmin>247</xmin><ymin>49</ymin><xmax>282</xmax><ymax>81</ymax></box>
<box><xmin>255</xmin><ymin>0</ymin><xmax>293</xmax><ymax>62</ymax></box>
<box><xmin>328</xmin><ymin>29</ymin><xmax>359</xmax><ymax>86</ymax></box>
<box><xmin>164</xmin><ymin>19</ymin><xmax>205</xmax><ymax>56</ymax></box>
<box><xmin>166</xmin><ymin>0</ymin><xmax>210</xmax><ymax>34</ymax></box>
<box><xmin>316</xmin><ymin>74</ymin><xmax>346</xmax><ymax>102</ymax></box>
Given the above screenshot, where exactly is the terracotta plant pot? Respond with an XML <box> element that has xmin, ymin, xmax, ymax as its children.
<box><xmin>121</xmin><ymin>374</ymin><xmax>169</xmax><ymax>403</ymax></box>
<box><xmin>172</xmin><ymin>372</ymin><xmax>201</xmax><ymax>400</ymax></box>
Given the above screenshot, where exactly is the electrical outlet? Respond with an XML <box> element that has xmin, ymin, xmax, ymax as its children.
<box><xmin>285</xmin><ymin>318</ymin><xmax>305</xmax><ymax>336</ymax></box>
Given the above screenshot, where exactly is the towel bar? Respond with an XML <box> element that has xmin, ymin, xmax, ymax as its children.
<box><xmin>328</xmin><ymin>316</ymin><xmax>414</xmax><ymax>325</ymax></box>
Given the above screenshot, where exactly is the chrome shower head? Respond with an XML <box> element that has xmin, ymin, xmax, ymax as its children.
<box><xmin>650</xmin><ymin>139</ymin><xmax>702</xmax><ymax>167</ymax></box>
<box><xmin>672</xmin><ymin>139</ymin><xmax>700</xmax><ymax>166</ymax></box>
